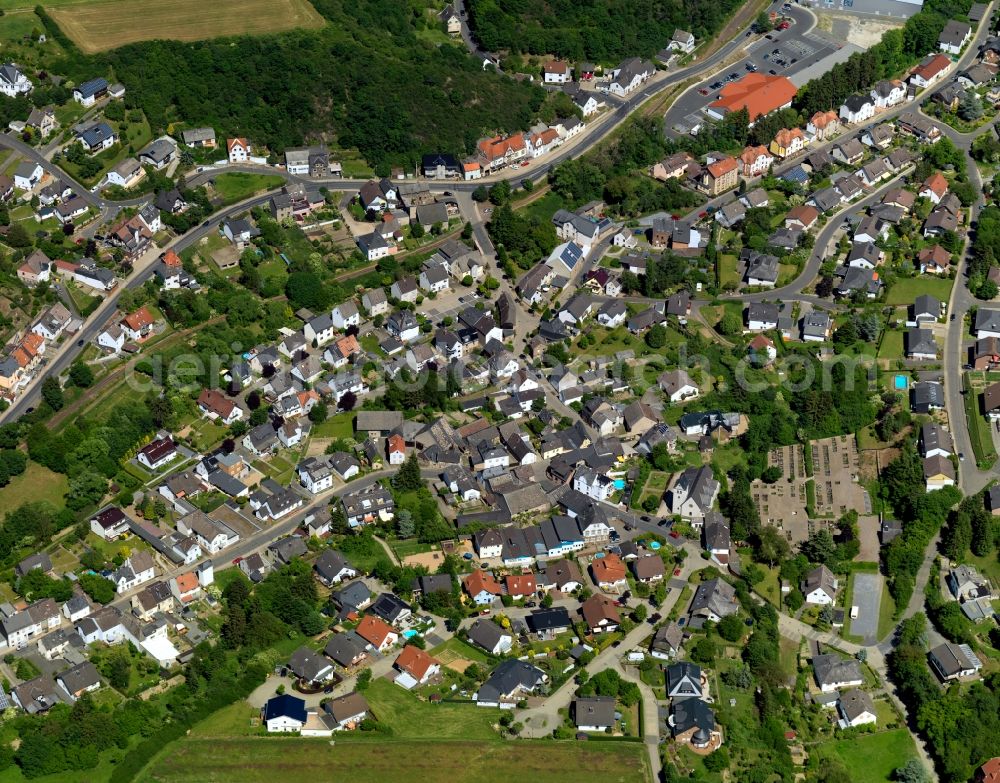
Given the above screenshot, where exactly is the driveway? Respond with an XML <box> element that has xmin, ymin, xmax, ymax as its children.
<box><xmin>849</xmin><ymin>571</ymin><xmax>882</xmax><ymax>643</ymax></box>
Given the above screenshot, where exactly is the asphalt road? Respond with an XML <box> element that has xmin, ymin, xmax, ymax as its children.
<box><xmin>1</xmin><ymin>189</ymin><xmax>278</xmax><ymax>421</ymax></box>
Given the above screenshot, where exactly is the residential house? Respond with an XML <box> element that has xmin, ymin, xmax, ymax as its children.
<box><xmin>939</xmin><ymin>20</ymin><xmax>972</xmax><ymax>55</ymax></box>
<box><xmin>910</xmin><ymin>54</ymin><xmax>951</xmax><ymax>89</ymax></box>
<box><xmin>801</xmin><ymin>565</ymin><xmax>838</xmax><ymax>605</ymax></box>
<box><xmin>72</xmin><ymin>77</ymin><xmax>107</xmax><ymax>106</ymax></box>
<box><xmin>928</xmin><ymin>642</ymin><xmax>983</xmax><ymax>681</ymax></box>
<box><xmin>813</xmin><ymin>653</ymin><xmax>863</xmax><ymax>692</ymax></box>
<box><xmin>785</xmin><ymin>205</ymin><xmax>819</xmax><ymax>232</ymax></box>
<box><xmin>839</xmin><ymin>94</ymin><xmax>875</xmax><ymax>125</ymax></box>
<box><xmin>181</xmin><ymin>127</ymin><xmax>216</xmax><ymax>148</ymax></box>
<box><xmin>911</xmin><ymin>380</ymin><xmax>945</xmax><ymax>414</ymax></box>
<box><xmin>689</xmin><ymin>578</ymin><xmax>739</xmax><ymax>622</ymax></box>
<box><xmin>89</xmin><ymin>507</ymin><xmax>130</xmax><ymax>541</ymax></box>
<box><xmin>581</xmin><ymin>594</ymin><xmax>620</xmax><ymax>634</ymax></box>
<box><xmin>739</xmin><ymin>145</ymin><xmax>774</xmax><ymax>177</ymax></box>
<box><xmin>806</xmin><ymin>110</ymin><xmax>840</xmax><ymax>141</ymax></box>
<box><xmin>607</xmin><ymin>58</ymin><xmax>654</xmax><ymax>97</ymax></box>
<box><xmin>651</xmin><ymin>623</ymin><xmax>685</xmax><ymax>660</ymax></box>
<box><xmin>838</xmin><ymin>689</ymin><xmax>877</xmax><ymax>728</ymax></box>
<box><xmin>475</xmin><ymin>659</ymin><xmax>546</xmax><ymax>708</ymax></box>
<box><xmin>659</xmin><ymin>369</ymin><xmax>699</xmax><ymax>403</ymax></box>
<box><xmin>590</xmin><ymin>553</ymin><xmax>628</xmax><ymax>593</ymax></box>
<box><xmin>227</xmin><ymin>138</ymin><xmax>250</xmax><ymax>163</ymax></box>
<box><xmin>871</xmin><ymin>79</ymin><xmax>907</xmax><ymax>108</ymax></box>
<box><xmin>698</xmin><ymin>156</ymin><xmax>738</xmax><ymax>196</ymax></box>
<box><xmin>262</xmin><ymin>694</ymin><xmax>307</xmax><ymax>732</ymax></box>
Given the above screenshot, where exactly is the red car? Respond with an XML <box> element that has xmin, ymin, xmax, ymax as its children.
<box><xmin>232</xmin><ymin>556</ymin><xmax>243</xmax><ymax>565</ymax></box>
<box><xmin>778</xmin><ymin>20</ymin><xmax>790</xmax><ymax>29</ymax></box>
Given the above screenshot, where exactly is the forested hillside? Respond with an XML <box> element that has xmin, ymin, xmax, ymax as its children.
<box><xmin>465</xmin><ymin>0</ymin><xmax>744</xmax><ymax>62</ymax></box>
<box><xmin>39</xmin><ymin>0</ymin><xmax>546</xmax><ymax>171</ymax></box>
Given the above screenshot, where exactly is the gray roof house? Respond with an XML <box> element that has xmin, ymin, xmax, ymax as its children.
<box><xmin>688</xmin><ymin>578</ymin><xmax>738</xmax><ymax>622</ymax></box>
<box><xmin>812</xmin><ymin>653</ymin><xmax>863</xmax><ymax>692</ymax></box>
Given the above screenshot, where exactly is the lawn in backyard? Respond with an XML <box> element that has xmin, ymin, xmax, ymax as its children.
<box><xmin>0</xmin><ymin>462</ymin><xmax>68</xmax><ymax>517</ymax></box>
<box><xmin>311</xmin><ymin>411</ymin><xmax>356</xmax><ymax>440</ymax></box>
<box><xmin>211</xmin><ymin>172</ymin><xmax>287</xmax><ymax>205</ymax></box>
<box><xmin>877</xmin><ymin>329</ymin><xmax>905</xmax><ymax>361</ymax></box>
<box><xmin>717</xmin><ymin>253</ymin><xmax>740</xmax><ymax>288</ymax></box>
<box><xmin>884</xmin><ymin>276</ymin><xmax>953</xmax><ymax>305</ymax></box>
<box><xmin>817</xmin><ymin>729</ymin><xmax>917</xmax><ymax>783</ymax></box>
<box><xmin>963</xmin><ymin>373</ymin><xmax>999</xmax><ymax>467</ymax></box>
<box><xmin>430</xmin><ymin>636</ymin><xmax>492</xmax><ymax>665</ymax></box>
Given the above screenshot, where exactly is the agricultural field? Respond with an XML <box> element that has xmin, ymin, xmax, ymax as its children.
<box><xmin>47</xmin><ymin>0</ymin><xmax>326</xmax><ymax>53</ymax></box>
<box><xmin>138</xmin><ymin>738</ymin><xmax>649</xmax><ymax>783</ymax></box>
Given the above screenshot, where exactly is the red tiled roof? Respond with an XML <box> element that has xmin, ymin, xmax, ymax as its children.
<box><xmin>809</xmin><ymin>110</ymin><xmax>838</xmax><ymax>128</ymax></box>
<box><xmin>913</xmin><ymin>54</ymin><xmax>950</xmax><ymax>81</ymax></box>
<box><xmin>706</xmin><ymin>157</ymin><xmax>737</xmax><ymax>179</ymax></box>
<box><xmin>708</xmin><ymin>73</ymin><xmax>797</xmax><ymax>121</ymax></box>
<box><xmin>464</xmin><ymin>570</ymin><xmax>502</xmax><ymax>597</ymax></box>
<box><xmin>581</xmin><ymin>593</ymin><xmax>620</xmax><ymax>628</ymax></box>
<box><xmin>786</xmin><ymin>204</ymin><xmax>818</xmax><ymax>227</ymax></box>
<box><xmin>921</xmin><ymin>172</ymin><xmax>948</xmax><ymax>198</ymax></box>
<box><xmin>174</xmin><ymin>572</ymin><xmax>199</xmax><ymax>599</ymax></box>
<box><xmin>122</xmin><ymin>306</ymin><xmax>154</xmax><ymax>332</ymax></box>
<box><xmin>477</xmin><ymin>133</ymin><xmax>526</xmax><ymax>162</ymax></box>
<box><xmin>197</xmin><ymin>388</ymin><xmax>236</xmax><ymax>418</ymax></box>
<box><xmin>162</xmin><ymin>249</ymin><xmax>182</xmax><ymax>268</ymax></box>
<box><xmin>356</xmin><ymin>615</ymin><xmax>395</xmax><ymax>647</ymax></box>
<box><xmin>919</xmin><ymin>245</ymin><xmax>951</xmax><ymax>267</ymax></box>
<box><xmin>773</xmin><ymin>127</ymin><xmax>805</xmax><ymax>148</ymax></box>
<box><xmin>388</xmin><ymin>434</ymin><xmax>405</xmax><ymax>454</ymax></box>
<box><xmin>505</xmin><ymin>573</ymin><xmax>536</xmax><ymax>596</ymax></box>
<box><xmin>591</xmin><ymin>553</ymin><xmax>627</xmax><ymax>583</ymax></box>
<box><xmin>739</xmin><ymin>145</ymin><xmax>770</xmax><ymax>164</ymax></box>
<box><xmin>394</xmin><ymin>644</ymin><xmax>439</xmax><ymax>680</ymax></box>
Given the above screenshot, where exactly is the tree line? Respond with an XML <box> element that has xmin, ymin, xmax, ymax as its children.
<box><xmin>37</xmin><ymin>0</ymin><xmax>546</xmax><ymax>172</ymax></box>
<box><xmin>466</xmin><ymin>0</ymin><xmax>745</xmax><ymax>63</ymax></box>
<box><xmin>795</xmin><ymin>0</ymin><xmax>975</xmax><ymax>117</ymax></box>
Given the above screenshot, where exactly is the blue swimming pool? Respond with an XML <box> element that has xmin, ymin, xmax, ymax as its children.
<box><xmin>894</xmin><ymin>374</ymin><xmax>908</xmax><ymax>390</ymax></box>
<box><xmin>402</xmin><ymin>629</ymin><xmax>419</xmax><ymax>639</ymax></box>
<box><xmin>613</xmin><ymin>479</ymin><xmax>626</xmax><ymax>490</ymax></box>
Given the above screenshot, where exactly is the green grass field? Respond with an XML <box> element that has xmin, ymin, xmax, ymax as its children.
<box><xmin>361</xmin><ymin>678</ymin><xmax>498</xmax><ymax>739</ymax></box>
<box><xmin>877</xmin><ymin>329</ymin><xmax>905</xmax><ymax>361</ymax></box>
<box><xmin>717</xmin><ymin>253</ymin><xmax>739</xmax><ymax>288</ymax></box>
<box><xmin>820</xmin><ymin>729</ymin><xmax>918</xmax><ymax>783</ymax></box>
<box><xmin>884</xmin><ymin>276</ymin><xmax>954</xmax><ymax>306</ymax></box>
<box><xmin>310</xmin><ymin>411</ymin><xmax>356</xmax><ymax>440</ymax></box>
<box><xmin>430</xmin><ymin>636</ymin><xmax>492</xmax><ymax>665</ymax></box>
<box><xmin>138</xmin><ymin>738</ymin><xmax>649</xmax><ymax>783</ymax></box>
<box><xmin>0</xmin><ymin>462</ymin><xmax>68</xmax><ymax>517</ymax></box>
<box><xmin>212</xmin><ymin>172</ymin><xmax>286</xmax><ymax>205</ymax></box>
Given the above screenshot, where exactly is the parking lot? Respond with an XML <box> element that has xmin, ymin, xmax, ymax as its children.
<box><xmin>849</xmin><ymin>571</ymin><xmax>882</xmax><ymax>642</ymax></box>
<box><xmin>666</xmin><ymin>3</ymin><xmax>850</xmax><ymax>135</ymax></box>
